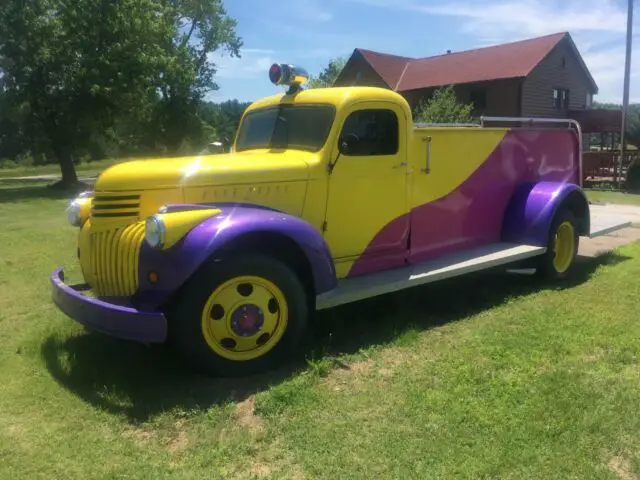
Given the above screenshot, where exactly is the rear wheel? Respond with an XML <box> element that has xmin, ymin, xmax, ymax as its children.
<box><xmin>536</xmin><ymin>208</ymin><xmax>579</xmax><ymax>280</ymax></box>
<box><xmin>167</xmin><ymin>253</ymin><xmax>309</xmax><ymax>376</ymax></box>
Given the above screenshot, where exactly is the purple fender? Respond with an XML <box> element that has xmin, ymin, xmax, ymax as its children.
<box><xmin>501</xmin><ymin>181</ymin><xmax>590</xmax><ymax>246</ymax></box>
<box><xmin>133</xmin><ymin>205</ymin><xmax>337</xmax><ymax>311</ymax></box>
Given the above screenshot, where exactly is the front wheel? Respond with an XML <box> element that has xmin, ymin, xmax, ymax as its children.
<box><xmin>167</xmin><ymin>253</ymin><xmax>309</xmax><ymax>377</ymax></box>
<box><xmin>536</xmin><ymin>209</ymin><xmax>579</xmax><ymax>280</ymax></box>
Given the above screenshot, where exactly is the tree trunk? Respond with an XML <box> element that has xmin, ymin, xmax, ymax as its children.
<box><xmin>57</xmin><ymin>149</ymin><xmax>78</xmax><ymax>186</ymax></box>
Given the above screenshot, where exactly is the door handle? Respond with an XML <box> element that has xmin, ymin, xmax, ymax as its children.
<box><xmin>392</xmin><ymin>161</ymin><xmax>408</xmax><ymax>169</ymax></box>
<box><xmin>421</xmin><ymin>136</ymin><xmax>432</xmax><ymax>174</ymax></box>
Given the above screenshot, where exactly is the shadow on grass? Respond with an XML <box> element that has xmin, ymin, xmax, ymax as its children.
<box><xmin>311</xmin><ymin>252</ymin><xmax>631</xmax><ymax>356</ymax></box>
<box><xmin>41</xmin><ymin>251</ymin><xmax>631</xmax><ymax>423</ymax></box>
<box><xmin>0</xmin><ymin>179</ymin><xmax>93</xmax><ymax>203</ymax></box>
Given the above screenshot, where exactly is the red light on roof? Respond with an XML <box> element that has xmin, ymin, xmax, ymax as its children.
<box><xmin>269</xmin><ymin>63</ymin><xmax>282</xmax><ymax>85</ymax></box>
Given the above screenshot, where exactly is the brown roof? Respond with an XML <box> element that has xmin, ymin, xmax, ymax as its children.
<box><xmin>358</xmin><ymin>49</ymin><xmax>412</xmax><ymax>90</ymax></box>
<box><xmin>351</xmin><ymin>32</ymin><xmax>598</xmax><ymax>93</ymax></box>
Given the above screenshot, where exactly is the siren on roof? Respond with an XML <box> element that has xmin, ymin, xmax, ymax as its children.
<box><xmin>269</xmin><ymin>63</ymin><xmax>309</xmax><ymax>94</ymax></box>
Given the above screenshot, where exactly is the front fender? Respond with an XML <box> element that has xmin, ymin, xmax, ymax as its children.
<box><xmin>134</xmin><ymin>205</ymin><xmax>337</xmax><ymax>310</ymax></box>
<box><xmin>502</xmin><ymin>181</ymin><xmax>590</xmax><ymax>246</ymax></box>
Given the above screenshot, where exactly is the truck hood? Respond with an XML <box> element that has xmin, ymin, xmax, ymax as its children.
<box><xmin>94</xmin><ymin>149</ymin><xmax>315</xmax><ymax>192</ymax></box>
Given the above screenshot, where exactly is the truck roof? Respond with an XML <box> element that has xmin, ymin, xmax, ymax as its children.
<box><xmin>247</xmin><ymin>86</ymin><xmax>411</xmax><ymax>112</ymax></box>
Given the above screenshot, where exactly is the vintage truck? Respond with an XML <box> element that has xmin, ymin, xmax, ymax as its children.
<box><xmin>51</xmin><ymin>63</ymin><xmax>632</xmax><ymax>376</ymax></box>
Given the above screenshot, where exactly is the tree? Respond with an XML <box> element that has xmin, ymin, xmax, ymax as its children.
<box><xmin>152</xmin><ymin>0</ymin><xmax>242</xmax><ymax>154</ymax></box>
<box><xmin>0</xmin><ymin>0</ymin><xmax>241</xmax><ymax>186</ymax></box>
<box><xmin>413</xmin><ymin>85</ymin><xmax>475</xmax><ymax>124</ymax></box>
<box><xmin>200</xmin><ymin>99</ymin><xmax>250</xmax><ymax>150</ymax></box>
<box><xmin>307</xmin><ymin>57</ymin><xmax>347</xmax><ymax>89</ymax></box>
<box><xmin>592</xmin><ymin>101</ymin><xmax>640</xmax><ymax>148</ymax></box>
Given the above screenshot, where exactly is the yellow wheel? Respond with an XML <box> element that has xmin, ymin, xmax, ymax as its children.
<box><xmin>552</xmin><ymin>221</ymin><xmax>576</xmax><ymax>274</ymax></box>
<box><xmin>201</xmin><ymin>276</ymin><xmax>288</xmax><ymax>361</ymax></box>
<box><xmin>168</xmin><ymin>253</ymin><xmax>309</xmax><ymax>376</ymax></box>
<box><xmin>537</xmin><ymin>209</ymin><xmax>579</xmax><ymax>280</ymax></box>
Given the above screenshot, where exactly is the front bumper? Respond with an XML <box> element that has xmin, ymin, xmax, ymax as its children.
<box><xmin>51</xmin><ymin>267</ymin><xmax>168</xmax><ymax>343</ymax></box>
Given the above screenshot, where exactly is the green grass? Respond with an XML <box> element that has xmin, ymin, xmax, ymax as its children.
<box><xmin>2</xmin><ymin>182</ymin><xmax>640</xmax><ymax>478</ymax></box>
<box><xmin>0</xmin><ymin>158</ymin><xmax>120</xmax><ymax>179</ymax></box>
<box><xmin>586</xmin><ymin>189</ymin><xmax>640</xmax><ymax>206</ymax></box>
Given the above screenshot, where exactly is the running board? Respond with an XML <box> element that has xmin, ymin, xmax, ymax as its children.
<box><xmin>316</xmin><ymin>243</ymin><xmax>546</xmax><ymax>310</ymax></box>
<box><xmin>589</xmin><ymin>205</ymin><xmax>633</xmax><ymax>238</ymax></box>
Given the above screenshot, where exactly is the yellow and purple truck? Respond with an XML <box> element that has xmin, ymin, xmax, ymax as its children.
<box><xmin>51</xmin><ymin>64</ymin><xmax>631</xmax><ymax>376</ymax></box>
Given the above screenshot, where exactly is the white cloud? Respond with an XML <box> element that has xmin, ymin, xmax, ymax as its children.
<box><xmin>209</xmin><ymin>48</ymin><xmax>277</xmax><ymax>80</ymax></box>
<box><xmin>346</xmin><ymin>0</ymin><xmax>639</xmax><ymax>103</ymax></box>
<box><xmin>415</xmin><ymin>0</ymin><xmax>628</xmax><ymax>38</ymax></box>
<box><xmin>289</xmin><ymin>0</ymin><xmax>333</xmax><ymax>22</ymax></box>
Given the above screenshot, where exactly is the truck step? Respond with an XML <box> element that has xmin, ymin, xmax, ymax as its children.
<box><xmin>588</xmin><ymin>205</ymin><xmax>633</xmax><ymax>238</ymax></box>
<box><xmin>315</xmin><ymin>243</ymin><xmax>546</xmax><ymax>310</ymax></box>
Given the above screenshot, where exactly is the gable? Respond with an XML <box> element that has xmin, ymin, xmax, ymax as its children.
<box><xmin>340</xmin><ymin>32</ymin><xmax>597</xmax><ymax>95</ymax></box>
<box><xmin>334</xmin><ymin>49</ymin><xmax>395</xmax><ymax>89</ymax></box>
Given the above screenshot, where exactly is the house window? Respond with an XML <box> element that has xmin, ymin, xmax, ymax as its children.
<box><xmin>469</xmin><ymin>88</ymin><xmax>487</xmax><ymax>109</ymax></box>
<box><xmin>340</xmin><ymin>109</ymin><xmax>399</xmax><ymax>156</ymax></box>
<box><xmin>553</xmin><ymin>88</ymin><xmax>570</xmax><ymax>109</ymax></box>
<box><xmin>586</xmin><ymin>92</ymin><xmax>593</xmax><ymax>108</ymax></box>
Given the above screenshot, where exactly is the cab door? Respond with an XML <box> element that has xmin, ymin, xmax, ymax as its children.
<box><xmin>323</xmin><ymin>102</ymin><xmax>410</xmax><ymax>277</ymax></box>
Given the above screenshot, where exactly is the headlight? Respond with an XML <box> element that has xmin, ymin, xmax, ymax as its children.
<box><xmin>65</xmin><ymin>191</ymin><xmax>93</xmax><ymax>227</ymax></box>
<box><xmin>66</xmin><ymin>201</ymin><xmax>83</xmax><ymax>227</ymax></box>
<box><xmin>145</xmin><ymin>215</ymin><xmax>166</xmax><ymax>249</ymax></box>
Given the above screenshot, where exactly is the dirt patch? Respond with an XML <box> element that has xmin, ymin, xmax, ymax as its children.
<box><xmin>167</xmin><ymin>419</ymin><xmax>189</xmax><ymax>453</ymax></box>
<box><xmin>232</xmin><ymin>396</ymin><xmax>264</xmax><ymax>433</ymax></box>
<box><xmin>250</xmin><ymin>461</ymin><xmax>272</xmax><ymax>478</ymax></box>
<box><xmin>581</xmin><ymin>347</ymin><xmax>608</xmax><ymax>364</ymax></box>
<box><xmin>121</xmin><ymin>426</ymin><xmax>155</xmax><ymax>445</ymax></box>
<box><xmin>608</xmin><ymin>455</ymin><xmax>636</xmax><ymax>480</ymax></box>
<box><xmin>349</xmin><ymin>358</ymin><xmax>375</xmax><ymax>373</ymax></box>
<box><xmin>291</xmin><ymin>466</ymin><xmax>306</xmax><ymax>479</ymax></box>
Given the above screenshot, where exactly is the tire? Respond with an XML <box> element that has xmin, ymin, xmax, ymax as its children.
<box><xmin>535</xmin><ymin>208</ymin><xmax>579</xmax><ymax>280</ymax></box>
<box><xmin>167</xmin><ymin>253</ymin><xmax>309</xmax><ymax>377</ymax></box>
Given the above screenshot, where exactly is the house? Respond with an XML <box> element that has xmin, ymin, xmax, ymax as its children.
<box><xmin>334</xmin><ymin>32</ymin><xmax>599</xmax><ymax>120</ymax></box>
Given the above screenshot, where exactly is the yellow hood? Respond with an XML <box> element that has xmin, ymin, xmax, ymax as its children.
<box><xmin>94</xmin><ymin>149</ymin><xmax>315</xmax><ymax>192</ymax></box>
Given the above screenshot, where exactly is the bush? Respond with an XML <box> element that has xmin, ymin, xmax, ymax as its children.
<box><xmin>15</xmin><ymin>152</ymin><xmax>34</xmax><ymax>167</ymax></box>
<box><xmin>625</xmin><ymin>158</ymin><xmax>640</xmax><ymax>191</ymax></box>
<box><xmin>0</xmin><ymin>158</ymin><xmax>18</xmax><ymax>169</ymax></box>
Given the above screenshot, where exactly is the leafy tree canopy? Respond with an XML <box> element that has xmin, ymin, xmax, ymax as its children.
<box><xmin>0</xmin><ymin>0</ymin><xmax>241</xmax><ymax>185</ymax></box>
<box><xmin>307</xmin><ymin>57</ymin><xmax>347</xmax><ymax>89</ymax></box>
<box><xmin>413</xmin><ymin>85</ymin><xmax>475</xmax><ymax>124</ymax></box>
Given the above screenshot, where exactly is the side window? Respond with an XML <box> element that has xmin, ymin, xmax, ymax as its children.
<box><xmin>340</xmin><ymin>109</ymin><xmax>399</xmax><ymax>156</ymax></box>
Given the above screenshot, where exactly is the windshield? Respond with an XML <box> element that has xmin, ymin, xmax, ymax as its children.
<box><xmin>235</xmin><ymin>104</ymin><xmax>335</xmax><ymax>152</ymax></box>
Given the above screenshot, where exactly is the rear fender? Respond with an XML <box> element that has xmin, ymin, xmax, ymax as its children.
<box><xmin>134</xmin><ymin>205</ymin><xmax>337</xmax><ymax>310</ymax></box>
<box><xmin>502</xmin><ymin>181</ymin><xmax>590</xmax><ymax>246</ymax></box>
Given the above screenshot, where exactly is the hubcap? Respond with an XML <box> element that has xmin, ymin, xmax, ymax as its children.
<box><xmin>230</xmin><ymin>304</ymin><xmax>265</xmax><ymax>337</ymax></box>
<box><xmin>201</xmin><ymin>276</ymin><xmax>288</xmax><ymax>361</ymax></box>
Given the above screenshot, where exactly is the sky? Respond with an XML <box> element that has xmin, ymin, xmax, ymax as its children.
<box><xmin>207</xmin><ymin>0</ymin><xmax>640</xmax><ymax>104</ymax></box>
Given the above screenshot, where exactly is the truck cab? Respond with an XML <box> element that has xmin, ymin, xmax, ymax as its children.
<box><xmin>52</xmin><ymin>63</ymin><xmax>631</xmax><ymax>376</ymax></box>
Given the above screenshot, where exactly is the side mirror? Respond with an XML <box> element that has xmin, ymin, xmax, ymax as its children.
<box><xmin>339</xmin><ymin>133</ymin><xmax>359</xmax><ymax>155</ymax></box>
<box><xmin>207</xmin><ymin>141</ymin><xmax>224</xmax><ymax>154</ymax></box>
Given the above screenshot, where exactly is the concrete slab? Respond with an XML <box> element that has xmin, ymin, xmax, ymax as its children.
<box><xmin>589</xmin><ymin>202</ymin><xmax>640</xmax><ymax>225</ymax></box>
<box><xmin>579</xmin><ymin>226</ymin><xmax>640</xmax><ymax>258</ymax></box>
<box><xmin>578</xmin><ymin>202</ymin><xmax>640</xmax><ymax>257</ymax></box>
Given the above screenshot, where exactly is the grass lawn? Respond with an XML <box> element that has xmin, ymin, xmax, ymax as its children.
<box><xmin>586</xmin><ymin>189</ymin><xmax>640</xmax><ymax>206</ymax></box>
<box><xmin>0</xmin><ymin>158</ymin><xmax>118</xmax><ymax>179</ymax></box>
<box><xmin>2</xmin><ymin>181</ymin><xmax>640</xmax><ymax>479</ymax></box>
